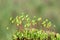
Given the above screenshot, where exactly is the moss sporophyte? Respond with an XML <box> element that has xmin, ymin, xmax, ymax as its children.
<box><xmin>10</xmin><ymin>14</ymin><xmax>60</xmax><ymax>40</ymax></box>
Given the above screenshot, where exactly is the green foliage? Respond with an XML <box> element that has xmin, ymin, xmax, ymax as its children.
<box><xmin>10</xmin><ymin>14</ymin><xmax>60</xmax><ymax>40</ymax></box>
<box><xmin>12</xmin><ymin>29</ymin><xmax>60</xmax><ymax>40</ymax></box>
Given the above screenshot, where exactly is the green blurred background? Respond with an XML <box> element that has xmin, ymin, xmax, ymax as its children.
<box><xmin>0</xmin><ymin>0</ymin><xmax>60</xmax><ymax>40</ymax></box>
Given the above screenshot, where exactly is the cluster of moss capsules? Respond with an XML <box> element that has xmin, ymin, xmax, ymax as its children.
<box><xmin>10</xmin><ymin>14</ymin><xmax>60</xmax><ymax>40</ymax></box>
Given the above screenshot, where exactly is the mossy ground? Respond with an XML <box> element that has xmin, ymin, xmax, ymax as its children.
<box><xmin>12</xmin><ymin>29</ymin><xmax>60</xmax><ymax>40</ymax></box>
<box><xmin>11</xmin><ymin>14</ymin><xmax>60</xmax><ymax>40</ymax></box>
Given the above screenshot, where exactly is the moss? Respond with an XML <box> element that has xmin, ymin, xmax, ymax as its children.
<box><xmin>10</xmin><ymin>14</ymin><xmax>60</xmax><ymax>40</ymax></box>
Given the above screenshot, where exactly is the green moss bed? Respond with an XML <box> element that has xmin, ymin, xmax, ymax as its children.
<box><xmin>12</xmin><ymin>29</ymin><xmax>60</xmax><ymax>40</ymax></box>
<box><xmin>10</xmin><ymin>14</ymin><xmax>60</xmax><ymax>40</ymax></box>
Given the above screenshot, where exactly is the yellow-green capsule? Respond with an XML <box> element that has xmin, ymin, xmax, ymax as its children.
<box><xmin>43</xmin><ymin>24</ymin><xmax>46</xmax><ymax>27</ymax></box>
<box><xmin>6</xmin><ymin>27</ymin><xmax>9</xmax><ymax>30</ymax></box>
<box><xmin>17</xmin><ymin>24</ymin><xmax>19</xmax><ymax>26</ymax></box>
<box><xmin>16</xmin><ymin>16</ymin><xmax>18</xmax><ymax>19</ymax></box>
<box><xmin>10</xmin><ymin>17</ymin><xmax>12</xmax><ymax>20</ymax></box>
<box><xmin>20</xmin><ymin>15</ymin><xmax>24</xmax><ymax>18</ymax></box>
<box><xmin>16</xmin><ymin>19</ymin><xmax>19</xmax><ymax>23</ymax></box>
<box><xmin>45</xmin><ymin>19</ymin><xmax>48</xmax><ymax>22</ymax></box>
<box><xmin>48</xmin><ymin>22</ymin><xmax>51</xmax><ymax>26</ymax></box>
<box><xmin>47</xmin><ymin>22</ymin><xmax>51</xmax><ymax>28</ymax></box>
<box><xmin>20</xmin><ymin>21</ymin><xmax>22</xmax><ymax>24</ymax></box>
<box><xmin>34</xmin><ymin>16</ymin><xmax>36</xmax><ymax>18</ymax></box>
<box><xmin>22</xmin><ymin>18</ymin><xmax>24</xmax><ymax>21</ymax></box>
<box><xmin>26</xmin><ymin>23</ymin><xmax>30</xmax><ymax>27</ymax></box>
<box><xmin>32</xmin><ymin>20</ymin><xmax>35</xmax><ymax>23</ymax></box>
<box><xmin>42</xmin><ymin>21</ymin><xmax>46</xmax><ymax>24</ymax></box>
<box><xmin>53</xmin><ymin>25</ymin><xmax>56</xmax><ymax>27</ymax></box>
<box><xmin>26</xmin><ymin>15</ymin><xmax>28</xmax><ymax>18</ymax></box>
<box><xmin>37</xmin><ymin>17</ymin><xmax>42</xmax><ymax>21</ymax></box>
<box><xmin>12</xmin><ymin>19</ymin><xmax>15</xmax><ymax>23</ymax></box>
<box><xmin>27</xmin><ymin>18</ymin><xmax>30</xmax><ymax>21</ymax></box>
<box><xmin>24</xmin><ymin>24</ymin><xmax>27</xmax><ymax>27</ymax></box>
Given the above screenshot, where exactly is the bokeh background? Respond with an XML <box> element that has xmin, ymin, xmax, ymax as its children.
<box><xmin>0</xmin><ymin>0</ymin><xmax>60</xmax><ymax>40</ymax></box>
